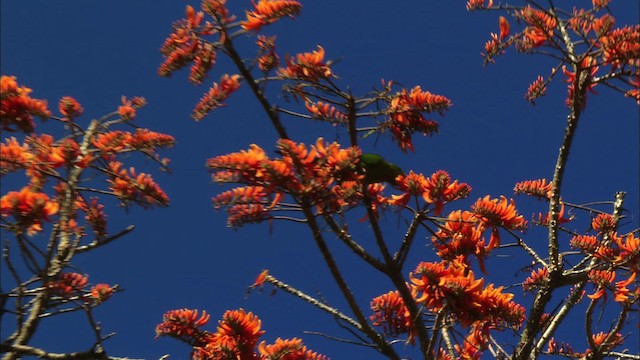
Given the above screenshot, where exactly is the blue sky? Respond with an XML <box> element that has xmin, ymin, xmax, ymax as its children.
<box><xmin>1</xmin><ymin>1</ymin><xmax>638</xmax><ymax>358</ymax></box>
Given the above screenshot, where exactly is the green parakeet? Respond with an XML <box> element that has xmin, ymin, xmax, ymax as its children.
<box><xmin>359</xmin><ymin>153</ymin><xmax>404</xmax><ymax>185</ymax></box>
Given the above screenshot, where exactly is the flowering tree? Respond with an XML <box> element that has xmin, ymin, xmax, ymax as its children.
<box><xmin>1</xmin><ymin>76</ymin><xmax>174</xmax><ymax>359</ymax></box>
<box><xmin>2</xmin><ymin>0</ymin><xmax>638</xmax><ymax>359</ymax></box>
<box><xmin>152</xmin><ymin>0</ymin><xmax>639</xmax><ymax>359</ymax></box>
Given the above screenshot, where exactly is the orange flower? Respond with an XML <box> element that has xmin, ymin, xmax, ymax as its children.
<box><xmin>82</xmin><ymin>198</ymin><xmax>108</xmax><ymax>239</ymax></box>
<box><xmin>370</xmin><ymin>291</ymin><xmax>414</xmax><ymax>341</ymax></box>
<box><xmin>598</xmin><ymin>25</ymin><xmax>640</xmax><ymax>70</ymax></box>
<box><xmin>591</xmin><ymin>213</ymin><xmax>615</xmax><ymax>234</ymax></box>
<box><xmin>499</xmin><ymin>16</ymin><xmax>510</xmax><ymax>40</ymax></box>
<box><xmin>1</xmin><ymin>75</ymin><xmax>51</xmax><ymax>133</ymax></box>
<box><xmin>305</xmin><ymin>100</ymin><xmax>347</xmax><ymax>124</ymax></box>
<box><xmin>118</xmin><ymin>96</ymin><xmax>146</xmax><ymax>121</ymax></box>
<box><xmin>189</xmin><ymin>43</ymin><xmax>217</xmax><ymax>85</ymax></box>
<box><xmin>201</xmin><ymin>0</ymin><xmax>233</xmax><ymax>22</ymax></box>
<box><xmin>216</xmin><ymin>309</ymin><xmax>265</xmax><ymax>351</ymax></box>
<box><xmin>279</xmin><ymin>46</ymin><xmax>333</xmax><ymax>82</ymax></box>
<box><xmin>192</xmin><ymin>74</ymin><xmax>241</xmax><ymax>120</ymax></box>
<box><xmin>241</xmin><ymin>0</ymin><xmax>302</xmax><ymax>32</ymax></box>
<box><xmin>524</xmin><ymin>75</ymin><xmax>548</xmax><ymax>104</ymax></box>
<box><xmin>591</xmin><ymin>332</ymin><xmax>623</xmax><ymax>352</ymax></box>
<box><xmin>47</xmin><ymin>272</ymin><xmax>88</xmax><ymax>297</ymax></box>
<box><xmin>90</xmin><ymin>284</ymin><xmax>113</xmax><ymax>303</ymax></box>
<box><xmin>615</xmin><ymin>233</ymin><xmax>639</xmax><ymax>270</ymax></box>
<box><xmin>383</xmin><ymin>86</ymin><xmax>450</xmax><ymax>152</ymax></box>
<box><xmin>258</xmin><ymin>337</ymin><xmax>327</xmax><ymax>360</ymax></box>
<box><xmin>518</xmin><ymin>6</ymin><xmax>557</xmax><ymax>44</ymax></box>
<box><xmin>1</xmin><ymin>187</ymin><xmax>59</xmax><ymax>235</ymax></box>
<box><xmin>471</xmin><ymin>195</ymin><xmax>526</xmax><ymax>249</ymax></box>
<box><xmin>570</xmin><ymin>234</ymin><xmax>599</xmax><ymax>254</ymax></box>
<box><xmin>587</xmin><ymin>269</ymin><xmax>616</xmax><ymax>300</ymax></box>
<box><xmin>614</xmin><ymin>272</ymin><xmax>636</xmax><ymax>303</ymax></box>
<box><xmin>466</xmin><ymin>0</ymin><xmax>493</xmax><ymax>11</ymax></box>
<box><xmin>514</xmin><ymin>178</ymin><xmax>552</xmax><ymax>199</ymax></box>
<box><xmin>156</xmin><ymin>309</ymin><xmax>212</xmax><ymax>346</ymax></box>
<box><xmin>1</xmin><ymin>137</ymin><xmax>32</xmax><ymax>174</ymax></box>
<box><xmin>256</xmin><ymin>35</ymin><xmax>279</xmax><ymax>72</ymax></box>
<box><xmin>537</xmin><ymin>202</ymin><xmax>573</xmax><ymax>226</ymax></box>
<box><xmin>523</xmin><ymin>267</ymin><xmax>549</xmax><ymax>292</ymax></box>
<box><xmin>592</xmin><ymin>0</ymin><xmax>612</xmax><ymax>10</ymax></box>
<box><xmin>107</xmin><ymin>161</ymin><xmax>169</xmax><ymax>208</ymax></box>
<box><xmin>58</xmin><ymin>96</ymin><xmax>83</xmax><ymax>118</ymax></box>
<box><xmin>433</xmin><ymin>210</ymin><xmax>488</xmax><ymax>272</ymax></box>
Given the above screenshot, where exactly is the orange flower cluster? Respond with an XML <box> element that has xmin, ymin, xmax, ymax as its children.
<box><xmin>1</xmin><ymin>76</ymin><xmax>51</xmax><ymax>133</ymax></box>
<box><xmin>466</xmin><ymin>0</ymin><xmax>493</xmax><ymax>11</ymax></box>
<box><xmin>201</xmin><ymin>0</ymin><xmax>233</xmax><ymax>22</ymax></box>
<box><xmin>1</xmin><ymin>187</ymin><xmax>59</xmax><ymax>235</ymax></box>
<box><xmin>77</xmin><ymin>197</ymin><xmax>108</xmax><ymax>239</ymax></box>
<box><xmin>47</xmin><ymin>272</ymin><xmax>88</xmax><ymax>298</ymax></box>
<box><xmin>516</xmin><ymin>6</ymin><xmax>557</xmax><ymax>51</ymax></box>
<box><xmin>1</xmin><ymin>134</ymin><xmax>92</xmax><ymax>188</ymax></box>
<box><xmin>591</xmin><ymin>213</ymin><xmax>615</xmax><ymax>234</ymax></box>
<box><xmin>524</xmin><ymin>76</ymin><xmax>548</xmax><ymax>104</ymax></box>
<box><xmin>570</xmin><ymin>231</ymin><xmax>639</xmax><ymax>303</ymax></box>
<box><xmin>590</xmin><ymin>331</ymin><xmax>623</xmax><ymax>353</ymax></box>
<box><xmin>159</xmin><ymin>5</ymin><xmax>218</xmax><ymax>81</ymax></box>
<box><xmin>93</xmin><ymin>129</ymin><xmax>175</xmax><ymax>159</ymax></box>
<box><xmin>471</xmin><ymin>195</ymin><xmax>527</xmax><ymax>249</ymax></box>
<box><xmin>118</xmin><ymin>96</ymin><xmax>146</xmax><ymax>121</ymax></box>
<box><xmin>410</xmin><ymin>261</ymin><xmax>526</xmax><ymax>329</ymax></box>
<box><xmin>207</xmin><ymin>138</ymin><xmax>365</xmax><ymax>227</ymax></box>
<box><xmin>546</xmin><ymin>338</ymin><xmax>576</xmax><ymax>355</ymax></box>
<box><xmin>432</xmin><ymin>210</ymin><xmax>489</xmax><ymax>272</ymax></box>
<box><xmin>390</xmin><ymin>170</ymin><xmax>471</xmax><ymax>215</ymax></box>
<box><xmin>522</xmin><ymin>267</ymin><xmax>549</xmax><ymax>292</ymax></box>
<box><xmin>241</xmin><ymin>0</ymin><xmax>302</xmax><ymax>32</ymax></box>
<box><xmin>107</xmin><ymin>161</ymin><xmax>170</xmax><ymax>208</ymax></box>
<box><xmin>278</xmin><ymin>46</ymin><xmax>334</xmax><ymax>83</ymax></box>
<box><xmin>46</xmin><ymin>272</ymin><xmax>113</xmax><ymax>304</ymax></box>
<box><xmin>482</xmin><ymin>17</ymin><xmax>511</xmax><ymax>63</ymax></box>
<box><xmin>256</xmin><ymin>35</ymin><xmax>279</xmax><ymax>72</ymax></box>
<box><xmin>305</xmin><ymin>100</ymin><xmax>348</xmax><ymax>124</ymax></box>
<box><xmin>156</xmin><ymin>309</ymin><xmax>213</xmax><ymax>346</ymax></box>
<box><xmin>384</xmin><ymin>86</ymin><xmax>451</xmax><ymax>152</ymax></box>
<box><xmin>58</xmin><ymin>96</ymin><xmax>84</xmax><ymax>119</ymax></box>
<box><xmin>258</xmin><ymin>338</ymin><xmax>328</xmax><ymax>360</ymax></box>
<box><xmin>370</xmin><ymin>290</ymin><xmax>415</xmax><ymax>343</ymax></box>
<box><xmin>1</xmin><ymin>137</ymin><xmax>31</xmax><ymax>175</ymax></box>
<box><xmin>514</xmin><ymin>178</ymin><xmax>552</xmax><ymax>199</ymax></box>
<box><xmin>156</xmin><ymin>308</ymin><xmax>327</xmax><ymax>360</ymax></box>
<box><xmin>90</xmin><ymin>283</ymin><xmax>113</xmax><ymax>303</ymax></box>
<box><xmin>536</xmin><ymin>203</ymin><xmax>573</xmax><ymax>227</ymax></box>
<box><xmin>192</xmin><ymin>74</ymin><xmax>241</xmax><ymax>121</ymax></box>
<box><xmin>598</xmin><ymin>25</ymin><xmax>640</xmax><ymax>70</ymax></box>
